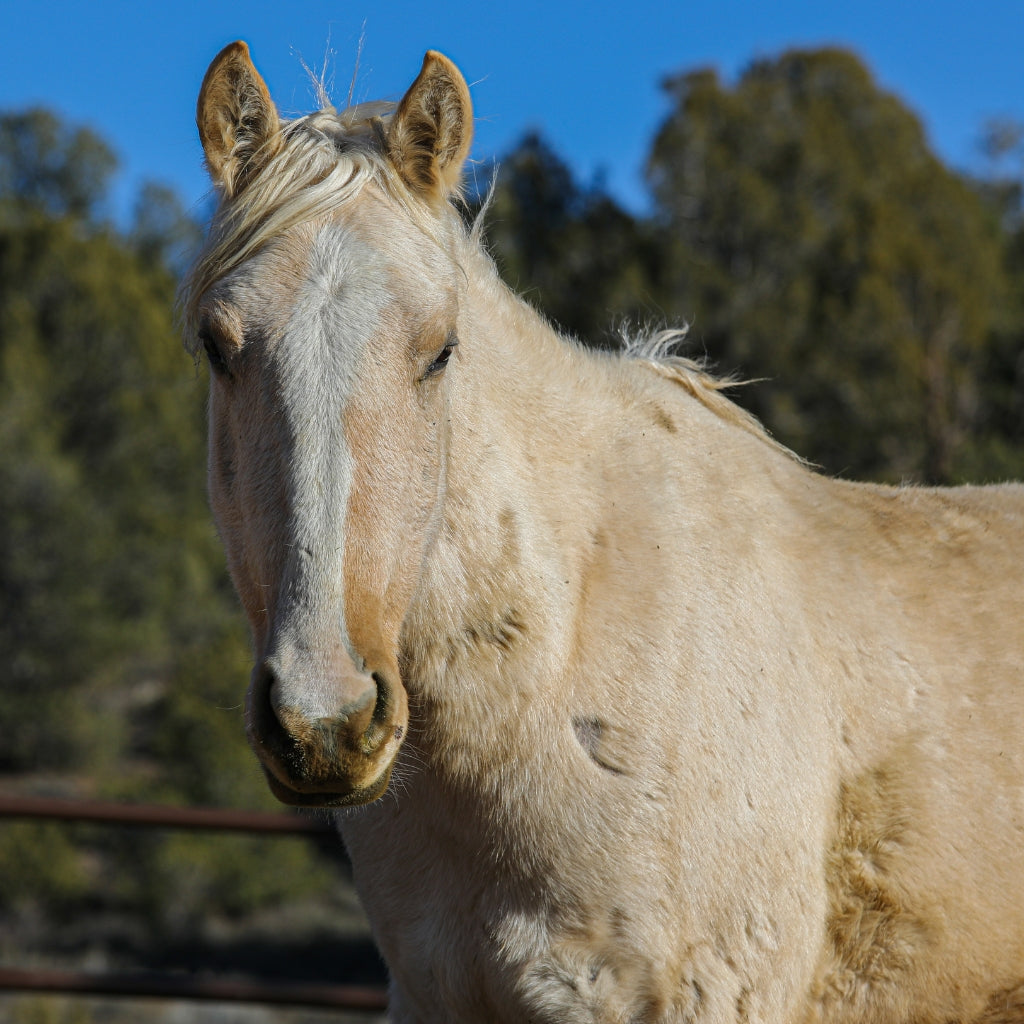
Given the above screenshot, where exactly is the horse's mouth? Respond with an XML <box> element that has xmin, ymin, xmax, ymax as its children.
<box><xmin>246</xmin><ymin>662</ymin><xmax>406</xmax><ymax>808</ymax></box>
<box><xmin>250</xmin><ymin>721</ymin><xmax>400</xmax><ymax>807</ymax></box>
<box><xmin>261</xmin><ymin>762</ymin><xmax>395</xmax><ymax>808</ymax></box>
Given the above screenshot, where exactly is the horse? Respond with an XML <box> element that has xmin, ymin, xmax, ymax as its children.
<box><xmin>181</xmin><ymin>41</ymin><xmax>1024</xmax><ymax>1024</ymax></box>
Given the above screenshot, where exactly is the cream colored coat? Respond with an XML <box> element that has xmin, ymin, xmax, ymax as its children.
<box><xmin>184</xmin><ymin>42</ymin><xmax>1024</xmax><ymax>1024</ymax></box>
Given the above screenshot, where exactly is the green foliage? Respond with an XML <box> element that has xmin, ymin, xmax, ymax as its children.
<box><xmin>134</xmin><ymin>830</ymin><xmax>338</xmax><ymax>928</ymax></box>
<box><xmin>0</xmin><ymin>209</ymin><xmax>212</xmax><ymax>772</ymax></box>
<box><xmin>0</xmin><ymin>109</ymin><xmax>116</xmax><ymax>223</ymax></box>
<box><xmin>130</xmin><ymin>181</ymin><xmax>205</xmax><ymax>276</ymax></box>
<box><xmin>645</xmin><ymin>49</ymin><xmax>1010</xmax><ymax>482</ymax></box>
<box><xmin>141</xmin><ymin>618</ymin><xmax>272</xmax><ymax>809</ymax></box>
<box><xmin>0</xmin><ymin>823</ymin><xmax>89</xmax><ymax>908</ymax></box>
<box><xmin>0</xmin><ymin>108</ymin><xmax>340</xmax><ymax>937</ymax></box>
<box><xmin>1</xmin><ymin>996</ymin><xmax>93</xmax><ymax>1024</ymax></box>
<box><xmin>479</xmin><ymin>134</ymin><xmax>660</xmax><ymax>347</ymax></box>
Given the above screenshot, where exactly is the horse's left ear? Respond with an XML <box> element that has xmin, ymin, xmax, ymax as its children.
<box><xmin>387</xmin><ymin>51</ymin><xmax>473</xmax><ymax>203</ymax></box>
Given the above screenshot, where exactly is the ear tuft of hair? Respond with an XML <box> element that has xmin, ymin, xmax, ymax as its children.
<box><xmin>197</xmin><ymin>40</ymin><xmax>282</xmax><ymax>198</ymax></box>
<box><xmin>387</xmin><ymin>50</ymin><xmax>473</xmax><ymax>204</ymax></box>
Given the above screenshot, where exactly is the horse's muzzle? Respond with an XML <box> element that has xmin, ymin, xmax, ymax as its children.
<box><xmin>245</xmin><ymin>657</ymin><xmax>407</xmax><ymax>807</ymax></box>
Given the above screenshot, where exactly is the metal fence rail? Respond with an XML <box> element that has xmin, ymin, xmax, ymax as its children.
<box><xmin>0</xmin><ymin>794</ymin><xmax>388</xmax><ymax>1013</ymax></box>
<box><xmin>0</xmin><ymin>793</ymin><xmax>334</xmax><ymax>835</ymax></box>
<box><xmin>0</xmin><ymin>966</ymin><xmax>388</xmax><ymax>1011</ymax></box>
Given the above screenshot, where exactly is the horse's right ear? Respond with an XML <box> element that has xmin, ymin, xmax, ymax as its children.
<box><xmin>197</xmin><ymin>41</ymin><xmax>281</xmax><ymax>198</ymax></box>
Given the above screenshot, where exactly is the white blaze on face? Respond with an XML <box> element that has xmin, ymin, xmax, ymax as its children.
<box><xmin>207</xmin><ymin>195</ymin><xmax>454</xmax><ymax>776</ymax></box>
<box><xmin>260</xmin><ymin>221</ymin><xmax>393</xmax><ymax>723</ymax></box>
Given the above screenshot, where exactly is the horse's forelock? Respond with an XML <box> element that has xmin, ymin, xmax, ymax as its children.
<box><xmin>178</xmin><ymin>100</ymin><xmax>458</xmax><ymax>351</ymax></box>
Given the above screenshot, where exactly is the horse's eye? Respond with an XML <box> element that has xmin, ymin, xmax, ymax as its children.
<box><xmin>200</xmin><ymin>329</ymin><xmax>230</xmax><ymax>378</ymax></box>
<box><xmin>424</xmin><ymin>334</ymin><xmax>458</xmax><ymax>378</ymax></box>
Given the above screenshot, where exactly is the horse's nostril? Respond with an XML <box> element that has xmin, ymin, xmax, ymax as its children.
<box><xmin>261</xmin><ymin>660</ymin><xmax>285</xmax><ymax>718</ymax></box>
<box><xmin>362</xmin><ymin>672</ymin><xmax>396</xmax><ymax>753</ymax></box>
<box><xmin>335</xmin><ymin>685</ymin><xmax>378</xmax><ymax>737</ymax></box>
<box><xmin>246</xmin><ymin>654</ymin><xmax>405</xmax><ymax>795</ymax></box>
<box><xmin>243</xmin><ymin>651</ymin><xmax>406</xmax><ymax>805</ymax></box>
<box><xmin>246</xmin><ymin>659</ymin><xmax>285</xmax><ymax>750</ymax></box>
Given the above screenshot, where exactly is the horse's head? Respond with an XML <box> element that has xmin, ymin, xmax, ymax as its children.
<box><xmin>183</xmin><ymin>42</ymin><xmax>473</xmax><ymax>806</ymax></box>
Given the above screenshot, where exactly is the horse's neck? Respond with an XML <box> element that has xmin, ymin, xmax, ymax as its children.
<box><xmin>400</xmin><ymin>258</ymin><xmax>615</xmax><ymax>767</ymax></box>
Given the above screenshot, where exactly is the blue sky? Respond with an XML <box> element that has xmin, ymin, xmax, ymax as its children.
<box><xmin>2</xmin><ymin>0</ymin><xmax>1022</xmax><ymax>223</ymax></box>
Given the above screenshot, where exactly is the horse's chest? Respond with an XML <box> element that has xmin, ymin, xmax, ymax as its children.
<box><xmin>337</xmin><ymin>748</ymin><xmax>817</xmax><ymax>1022</ymax></box>
<box><xmin>382</xmin><ymin>901</ymin><xmax>681</xmax><ymax>1024</ymax></box>
<box><xmin>344</xmin><ymin>837</ymin><xmax>721</xmax><ymax>1024</ymax></box>
<box><xmin>349</xmin><ymin>848</ymin><xmax>552</xmax><ymax>1019</ymax></box>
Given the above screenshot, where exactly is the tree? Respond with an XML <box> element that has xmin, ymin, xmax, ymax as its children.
<box><xmin>647</xmin><ymin>49</ymin><xmax>1007</xmax><ymax>483</ymax></box>
<box><xmin>0</xmin><ymin>108</ymin><xmax>116</xmax><ymax>223</ymax></box>
<box><xmin>0</xmin><ymin>110</ymin><xmax>341</xmax><ymax>939</ymax></box>
<box><xmin>131</xmin><ymin>180</ymin><xmax>205</xmax><ymax>275</ymax></box>
<box><xmin>969</xmin><ymin>120</ymin><xmax>1024</xmax><ymax>481</ymax></box>
<box><xmin>479</xmin><ymin>133</ymin><xmax>660</xmax><ymax>347</ymax></box>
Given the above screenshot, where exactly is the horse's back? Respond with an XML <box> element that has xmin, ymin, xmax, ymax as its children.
<box><xmin>794</xmin><ymin>478</ymin><xmax>1024</xmax><ymax>1024</ymax></box>
<box><xmin>550</xmin><ymin>363</ymin><xmax>1024</xmax><ymax>1022</ymax></box>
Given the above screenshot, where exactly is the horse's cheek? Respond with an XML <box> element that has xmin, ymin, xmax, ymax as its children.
<box><xmin>208</xmin><ymin>392</ymin><xmax>284</xmax><ymax>651</ymax></box>
<box><xmin>336</xmin><ymin>404</ymin><xmax>425</xmax><ymax>652</ymax></box>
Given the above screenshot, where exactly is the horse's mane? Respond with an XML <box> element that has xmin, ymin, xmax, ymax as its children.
<box><xmin>621</xmin><ymin>328</ymin><xmax>800</xmax><ymax>461</ymax></box>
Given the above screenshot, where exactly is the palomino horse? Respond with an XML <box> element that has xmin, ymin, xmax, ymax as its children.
<box><xmin>182</xmin><ymin>41</ymin><xmax>1024</xmax><ymax>1024</ymax></box>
